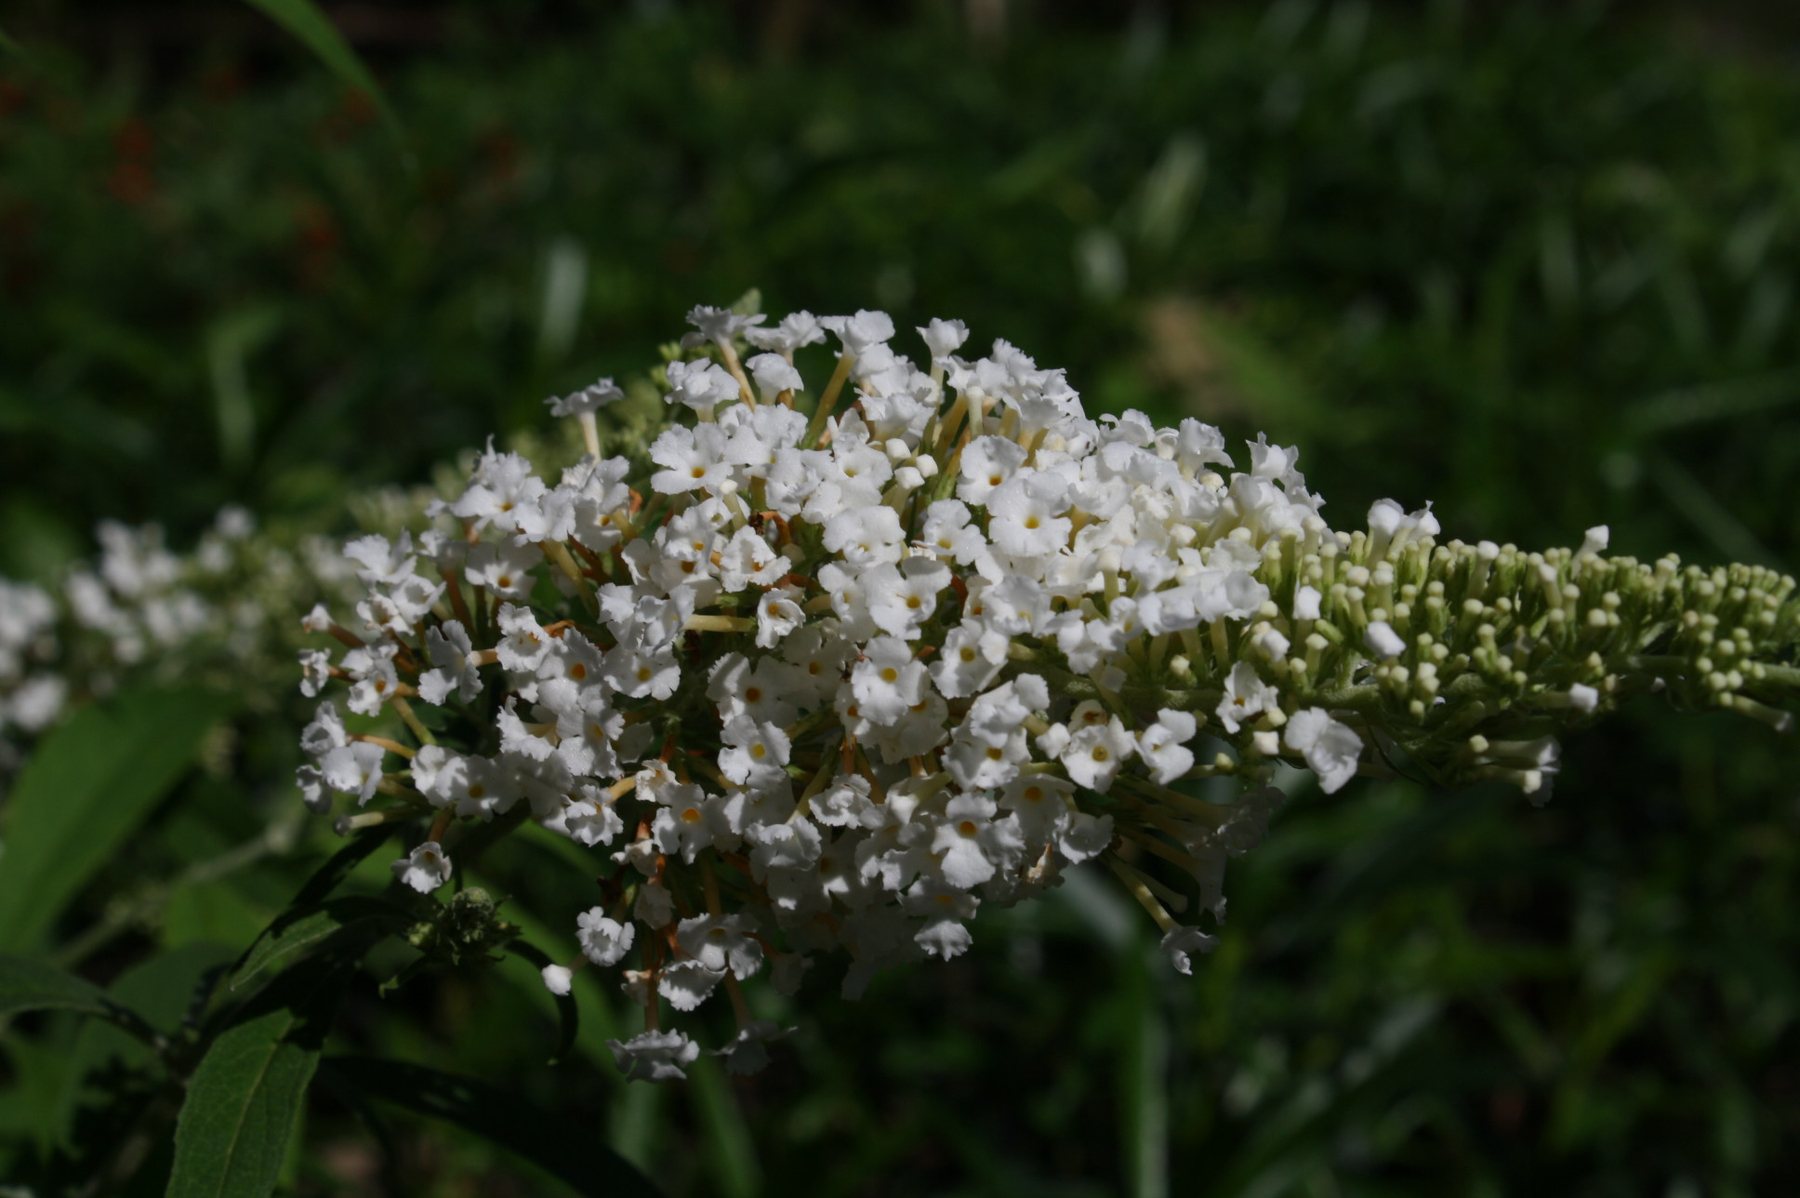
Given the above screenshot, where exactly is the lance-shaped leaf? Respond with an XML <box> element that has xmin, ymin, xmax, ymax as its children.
<box><xmin>319</xmin><ymin>1055</ymin><xmax>662</xmax><ymax>1198</ymax></box>
<box><xmin>167</xmin><ymin>958</ymin><xmax>346</xmax><ymax>1198</ymax></box>
<box><xmin>287</xmin><ymin>825</ymin><xmax>397</xmax><ymax>912</ymax></box>
<box><xmin>0</xmin><ymin>685</ymin><xmax>235</xmax><ymax>954</ymax></box>
<box><xmin>229</xmin><ymin>895</ymin><xmax>412</xmax><ymax>993</ymax></box>
<box><xmin>0</xmin><ymin>955</ymin><xmax>163</xmax><ymax>1048</ymax></box>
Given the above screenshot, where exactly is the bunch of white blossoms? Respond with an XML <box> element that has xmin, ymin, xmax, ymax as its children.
<box><xmin>297</xmin><ymin>304</ymin><xmax>1800</xmax><ymax>1081</ymax></box>
<box><xmin>0</xmin><ymin>509</ymin><xmax>333</xmax><ymax>777</ymax></box>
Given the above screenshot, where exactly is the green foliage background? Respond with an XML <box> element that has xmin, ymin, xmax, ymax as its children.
<box><xmin>1</xmin><ymin>1</ymin><xmax>1798</xmax><ymax>1194</ymax></box>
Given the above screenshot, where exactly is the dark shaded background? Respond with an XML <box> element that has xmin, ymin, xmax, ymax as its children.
<box><xmin>2</xmin><ymin>2</ymin><xmax>1798</xmax><ymax>1194</ymax></box>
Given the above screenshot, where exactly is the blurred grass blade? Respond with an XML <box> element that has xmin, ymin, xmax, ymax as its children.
<box><xmin>0</xmin><ymin>685</ymin><xmax>234</xmax><ymax>955</ymax></box>
<box><xmin>0</xmin><ymin>955</ymin><xmax>163</xmax><ymax>1047</ymax></box>
<box><xmin>1120</xmin><ymin>950</ymin><xmax>1169</xmax><ymax>1198</ymax></box>
<box><xmin>0</xmin><ymin>26</ymin><xmax>22</xmax><ymax>57</ymax></box>
<box><xmin>168</xmin><ymin>959</ymin><xmax>346</xmax><ymax>1198</ymax></box>
<box><xmin>242</xmin><ymin>0</ymin><xmax>409</xmax><ymax>161</ymax></box>
<box><xmin>1626</xmin><ymin>371</ymin><xmax>1800</xmax><ymax>436</ymax></box>
<box><xmin>1647</xmin><ymin>451</ymin><xmax>1780</xmax><ymax>567</ymax></box>
<box><xmin>687</xmin><ymin>1054</ymin><xmax>761</xmax><ymax>1198</ymax></box>
<box><xmin>319</xmin><ymin>1055</ymin><xmax>662</xmax><ymax>1197</ymax></box>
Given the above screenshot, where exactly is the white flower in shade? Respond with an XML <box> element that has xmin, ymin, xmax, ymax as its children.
<box><xmin>392</xmin><ymin>841</ymin><xmax>452</xmax><ymax>893</ymax></box>
<box><xmin>1160</xmin><ymin>926</ymin><xmax>1218</xmax><ymax>976</ymax></box>
<box><xmin>495</xmin><ymin>603</ymin><xmax>553</xmax><ymax>672</ymax></box>
<box><xmin>320</xmin><ymin>741</ymin><xmax>385</xmax><ymax>805</ymax></box>
<box><xmin>463</xmin><ymin>540</ymin><xmax>540</xmax><ymax>602</ymax></box>
<box><xmin>634</xmin><ymin>879</ymin><xmax>674</xmax><ymax>928</ymax></box>
<box><xmin>576</xmin><ymin>909</ymin><xmax>636</xmax><ymax>966</ymax></box>
<box><xmin>676</xmin><ymin>914</ymin><xmax>765</xmax><ymax>978</ymax></box>
<box><xmin>711</xmin><ymin>1020</ymin><xmax>792</xmax><ymax>1076</ymax></box>
<box><xmin>419</xmin><ymin>620</ymin><xmax>482</xmax><ymax>705</ymax></box>
<box><xmin>1283</xmin><ymin>708</ymin><xmax>1364</xmax><ymax>794</ymax></box>
<box><xmin>718</xmin><ymin>717</ymin><xmax>791</xmax><ymax>786</ymax></box>
<box><xmin>297</xmin><ymin>648</ymin><xmax>333</xmax><ymax>698</ymax></box>
<box><xmin>607</xmin><ymin>1030</ymin><xmax>701</xmax><ymax>1082</ymax></box>
<box><xmin>659</xmin><ymin>959</ymin><xmax>727</xmax><ymax>1011</ymax></box>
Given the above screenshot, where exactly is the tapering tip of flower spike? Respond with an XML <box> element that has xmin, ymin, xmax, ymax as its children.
<box><xmin>292</xmin><ymin>300</ymin><xmax>1800</xmax><ymax>1076</ymax></box>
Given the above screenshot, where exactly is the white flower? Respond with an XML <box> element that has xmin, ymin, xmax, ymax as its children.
<box><xmin>321</xmin><ymin>741</ymin><xmax>385</xmax><ymax>805</ymax></box>
<box><xmin>1160</xmin><ymin>926</ymin><xmax>1218</xmax><ymax>976</ymax></box>
<box><xmin>755</xmin><ymin>586</ymin><xmax>806</xmax><ymax>648</ymax></box>
<box><xmin>677</xmin><ymin>914</ymin><xmax>765</xmax><ymax>978</ymax></box>
<box><xmin>576</xmin><ymin>909</ymin><xmax>636</xmax><ymax>966</ymax></box>
<box><xmin>864</xmin><ymin>557</ymin><xmax>950</xmax><ymax>639</ymax></box>
<box><xmin>849</xmin><ymin>637</ymin><xmax>930</xmax><ymax>724</ymax></box>
<box><xmin>546</xmin><ymin>377</ymin><xmax>623</xmax><ymax>417</ymax></box>
<box><xmin>1060</xmin><ymin>717</ymin><xmax>1135</xmax><ymax>792</ymax></box>
<box><xmin>917</xmin><ymin>317</ymin><xmax>969</xmax><ymax>365</ymax></box>
<box><xmin>710</xmin><ymin>1020</ymin><xmax>791</xmax><ymax>1075</ymax></box>
<box><xmin>659</xmin><ymin>959</ymin><xmax>727</xmax><ymax>1011</ymax></box>
<box><xmin>1283</xmin><ymin>708</ymin><xmax>1363</xmax><ymax>793</ymax></box>
<box><xmin>1364</xmin><ymin>620</ymin><xmax>1406</xmax><ymax>659</ymax></box>
<box><xmin>540</xmin><ymin>964</ymin><xmax>573</xmax><ymax>996</ymax></box>
<box><xmin>1137</xmin><ymin>709</ymin><xmax>1197</xmax><ymax>785</ymax></box>
<box><xmin>1216</xmin><ymin>661</ymin><xmax>1277</xmax><ymax>734</ymax></box>
<box><xmin>607</xmin><ymin>1030</ymin><xmax>701</xmax><ymax>1082</ymax></box>
<box><xmin>392</xmin><ymin>841</ymin><xmax>452</xmax><ymax>893</ymax></box>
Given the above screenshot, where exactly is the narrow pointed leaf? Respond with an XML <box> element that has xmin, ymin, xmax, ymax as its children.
<box><xmin>242</xmin><ymin>0</ymin><xmax>409</xmax><ymax>159</ymax></box>
<box><xmin>288</xmin><ymin>825</ymin><xmax>397</xmax><ymax>912</ymax></box>
<box><xmin>229</xmin><ymin>895</ymin><xmax>411</xmax><ymax>992</ymax></box>
<box><xmin>0</xmin><ymin>685</ymin><xmax>235</xmax><ymax>954</ymax></box>
<box><xmin>0</xmin><ymin>955</ymin><xmax>162</xmax><ymax>1047</ymax></box>
<box><xmin>167</xmin><ymin>960</ymin><xmax>346</xmax><ymax>1198</ymax></box>
<box><xmin>319</xmin><ymin>1056</ymin><xmax>661</xmax><ymax>1198</ymax></box>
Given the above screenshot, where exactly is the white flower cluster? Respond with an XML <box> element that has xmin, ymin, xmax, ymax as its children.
<box><xmin>0</xmin><ymin>509</ymin><xmax>305</xmax><ymax>775</ymax></box>
<box><xmin>296</xmin><ymin>303</ymin><xmax>1800</xmax><ymax>1081</ymax></box>
<box><xmin>0</xmin><ymin>578</ymin><xmax>61</xmax><ymax>751</ymax></box>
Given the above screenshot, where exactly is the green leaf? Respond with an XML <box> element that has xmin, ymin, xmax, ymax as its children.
<box><xmin>229</xmin><ymin>895</ymin><xmax>411</xmax><ymax>993</ymax></box>
<box><xmin>0</xmin><ymin>685</ymin><xmax>234</xmax><ymax>954</ymax></box>
<box><xmin>0</xmin><ymin>955</ymin><xmax>162</xmax><ymax>1047</ymax></box>
<box><xmin>287</xmin><ymin>825</ymin><xmax>397</xmax><ymax>912</ymax></box>
<box><xmin>499</xmin><ymin>939</ymin><xmax>579</xmax><ymax>1064</ymax></box>
<box><xmin>166</xmin><ymin>960</ymin><xmax>346</xmax><ymax>1198</ymax></box>
<box><xmin>241</xmin><ymin>0</ymin><xmax>409</xmax><ymax>161</ymax></box>
<box><xmin>318</xmin><ymin>1056</ymin><xmax>663</xmax><ymax>1198</ymax></box>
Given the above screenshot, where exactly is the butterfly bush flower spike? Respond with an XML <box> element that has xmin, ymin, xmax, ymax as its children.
<box><xmin>295</xmin><ymin>303</ymin><xmax>1800</xmax><ymax>1078</ymax></box>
